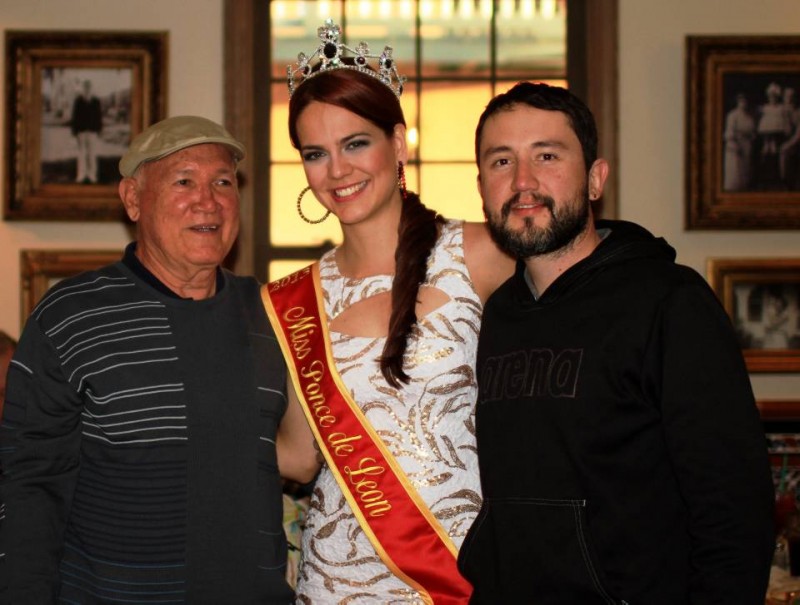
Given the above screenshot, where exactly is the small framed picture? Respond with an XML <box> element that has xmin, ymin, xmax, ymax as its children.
<box><xmin>708</xmin><ymin>257</ymin><xmax>800</xmax><ymax>372</ymax></box>
<box><xmin>20</xmin><ymin>249</ymin><xmax>121</xmax><ymax>328</ymax></box>
<box><xmin>4</xmin><ymin>31</ymin><xmax>167</xmax><ymax>221</ymax></box>
<box><xmin>686</xmin><ymin>35</ymin><xmax>800</xmax><ymax>229</ymax></box>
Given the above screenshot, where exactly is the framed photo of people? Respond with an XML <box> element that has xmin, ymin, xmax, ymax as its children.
<box><xmin>19</xmin><ymin>249</ymin><xmax>121</xmax><ymax>328</ymax></box>
<box><xmin>3</xmin><ymin>31</ymin><xmax>167</xmax><ymax>221</ymax></box>
<box><xmin>686</xmin><ymin>35</ymin><xmax>800</xmax><ymax>229</ymax></box>
<box><xmin>708</xmin><ymin>257</ymin><xmax>800</xmax><ymax>372</ymax></box>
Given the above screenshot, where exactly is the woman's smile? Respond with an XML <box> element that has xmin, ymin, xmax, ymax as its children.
<box><xmin>333</xmin><ymin>180</ymin><xmax>369</xmax><ymax>200</ymax></box>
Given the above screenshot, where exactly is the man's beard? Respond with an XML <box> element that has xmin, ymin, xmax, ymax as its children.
<box><xmin>484</xmin><ymin>185</ymin><xmax>591</xmax><ymax>259</ymax></box>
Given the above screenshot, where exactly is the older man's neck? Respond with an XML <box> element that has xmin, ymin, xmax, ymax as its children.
<box><xmin>135</xmin><ymin>248</ymin><xmax>220</xmax><ymax>300</ymax></box>
<box><xmin>163</xmin><ymin>269</ymin><xmax>218</xmax><ymax>299</ymax></box>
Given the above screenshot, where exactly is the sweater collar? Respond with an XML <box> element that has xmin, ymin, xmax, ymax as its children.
<box><xmin>122</xmin><ymin>242</ymin><xmax>224</xmax><ymax>300</ymax></box>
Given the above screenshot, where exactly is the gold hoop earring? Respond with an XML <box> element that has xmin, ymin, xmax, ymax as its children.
<box><xmin>296</xmin><ymin>186</ymin><xmax>331</xmax><ymax>224</ymax></box>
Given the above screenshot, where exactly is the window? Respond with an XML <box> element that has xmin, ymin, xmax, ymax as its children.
<box><xmin>224</xmin><ymin>0</ymin><xmax>617</xmax><ymax>281</ymax></box>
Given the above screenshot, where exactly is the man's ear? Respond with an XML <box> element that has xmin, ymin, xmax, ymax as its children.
<box><xmin>119</xmin><ymin>177</ymin><xmax>141</xmax><ymax>223</ymax></box>
<box><xmin>587</xmin><ymin>159</ymin><xmax>609</xmax><ymax>201</ymax></box>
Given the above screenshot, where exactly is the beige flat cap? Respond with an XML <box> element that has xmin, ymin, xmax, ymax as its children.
<box><xmin>119</xmin><ymin>115</ymin><xmax>246</xmax><ymax>177</ymax></box>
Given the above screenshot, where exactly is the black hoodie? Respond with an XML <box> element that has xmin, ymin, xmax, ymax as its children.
<box><xmin>458</xmin><ymin>220</ymin><xmax>774</xmax><ymax>605</ymax></box>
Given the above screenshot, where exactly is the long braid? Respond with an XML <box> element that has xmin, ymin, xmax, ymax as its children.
<box><xmin>379</xmin><ymin>189</ymin><xmax>444</xmax><ymax>388</ymax></box>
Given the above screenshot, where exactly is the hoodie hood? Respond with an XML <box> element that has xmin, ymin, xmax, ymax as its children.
<box><xmin>509</xmin><ymin>219</ymin><xmax>677</xmax><ymax>306</ymax></box>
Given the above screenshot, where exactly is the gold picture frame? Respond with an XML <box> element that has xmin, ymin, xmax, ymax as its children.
<box><xmin>686</xmin><ymin>35</ymin><xmax>800</xmax><ymax>229</ymax></box>
<box><xmin>708</xmin><ymin>257</ymin><xmax>800</xmax><ymax>372</ymax></box>
<box><xmin>4</xmin><ymin>31</ymin><xmax>167</xmax><ymax>221</ymax></box>
<box><xmin>20</xmin><ymin>249</ymin><xmax>121</xmax><ymax>328</ymax></box>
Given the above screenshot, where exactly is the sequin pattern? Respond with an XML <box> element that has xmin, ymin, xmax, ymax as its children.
<box><xmin>295</xmin><ymin>220</ymin><xmax>483</xmax><ymax>603</ymax></box>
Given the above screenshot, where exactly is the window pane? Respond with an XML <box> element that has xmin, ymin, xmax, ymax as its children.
<box><xmin>420</xmin><ymin>163</ymin><xmax>483</xmax><ymax>223</ymax></box>
<box><xmin>271</xmin><ymin>1</ymin><xmax>345</xmax><ymax>79</ymax></box>
<box><xmin>497</xmin><ymin>0</ymin><xmax>567</xmax><ymax>78</ymax></box>
<box><xmin>420</xmin><ymin>82</ymin><xmax>492</xmax><ymax>162</ymax></box>
<box><xmin>270</xmin><ymin>164</ymin><xmax>343</xmax><ymax>247</ymax></box>
<box><xmin>420</xmin><ymin>0</ymin><xmax>491</xmax><ymax>78</ymax></box>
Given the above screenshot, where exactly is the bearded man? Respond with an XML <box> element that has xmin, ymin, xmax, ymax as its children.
<box><xmin>457</xmin><ymin>82</ymin><xmax>775</xmax><ymax>605</ymax></box>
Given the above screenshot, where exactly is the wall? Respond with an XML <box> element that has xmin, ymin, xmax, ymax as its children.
<box><xmin>619</xmin><ymin>0</ymin><xmax>800</xmax><ymax>400</ymax></box>
<box><xmin>0</xmin><ymin>0</ymin><xmax>224</xmax><ymax>338</ymax></box>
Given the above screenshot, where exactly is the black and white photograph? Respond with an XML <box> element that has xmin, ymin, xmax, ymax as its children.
<box><xmin>732</xmin><ymin>282</ymin><xmax>800</xmax><ymax>350</ymax></box>
<box><xmin>40</xmin><ymin>67</ymin><xmax>132</xmax><ymax>186</ymax></box>
<box><xmin>722</xmin><ymin>73</ymin><xmax>800</xmax><ymax>193</ymax></box>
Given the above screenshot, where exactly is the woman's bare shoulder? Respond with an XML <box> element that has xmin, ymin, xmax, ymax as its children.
<box><xmin>462</xmin><ymin>221</ymin><xmax>515</xmax><ymax>304</ymax></box>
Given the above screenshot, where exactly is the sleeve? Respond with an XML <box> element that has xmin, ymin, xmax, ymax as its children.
<box><xmin>653</xmin><ymin>277</ymin><xmax>775</xmax><ymax>604</ymax></box>
<box><xmin>0</xmin><ymin>317</ymin><xmax>84</xmax><ymax>602</ymax></box>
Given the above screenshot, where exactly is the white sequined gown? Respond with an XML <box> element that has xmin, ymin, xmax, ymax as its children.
<box><xmin>295</xmin><ymin>220</ymin><xmax>483</xmax><ymax>604</ymax></box>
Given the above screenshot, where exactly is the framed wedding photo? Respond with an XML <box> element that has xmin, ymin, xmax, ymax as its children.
<box><xmin>4</xmin><ymin>31</ymin><xmax>167</xmax><ymax>221</ymax></box>
<box><xmin>708</xmin><ymin>257</ymin><xmax>800</xmax><ymax>372</ymax></box>
<box><xmin>686</xmin><ymin>35</ymin><xmax>800</xmax><ymax>229</ymax></box>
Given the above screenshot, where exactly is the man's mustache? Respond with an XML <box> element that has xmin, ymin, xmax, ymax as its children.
<box><xmin>500</xmin><ymin>192</ymin><xmax>555</xmax><ymax>219</ymax></box>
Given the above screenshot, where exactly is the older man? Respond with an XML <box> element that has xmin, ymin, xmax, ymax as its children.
<box><xmin>0</xmin><ymin>116</ymin><xmax>316</xmax><ymax>603</ymax></box>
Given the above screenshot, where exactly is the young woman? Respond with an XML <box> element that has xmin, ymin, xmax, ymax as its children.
<box><xmin>266</xmin><ymin>21</ymin><xmax>514</xmax><ymax>603</ymax></box>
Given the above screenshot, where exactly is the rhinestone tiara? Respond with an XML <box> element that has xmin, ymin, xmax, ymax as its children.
<box><xmin>287</xmin><ymin>18</ymin><xmax>406</xmax><ymax>98</ymax></box>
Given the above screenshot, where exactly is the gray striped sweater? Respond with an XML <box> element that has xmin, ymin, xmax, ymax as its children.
<box><xmin>0</xmin><ymin>255</ymin><xmax>293</xmax><ymax>603</ymax></box>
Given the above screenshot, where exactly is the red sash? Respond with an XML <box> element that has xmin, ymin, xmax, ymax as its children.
<box><xmin>262</xmin><ymin>264</ymin><xmax>472</xmax><ymax>604</ymax></box>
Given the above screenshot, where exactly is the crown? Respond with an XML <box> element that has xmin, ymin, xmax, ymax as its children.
<box><xmin>287</xmin><ymin>18</ymin><xmax>406</xmax><ymax>98</ymax></box>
